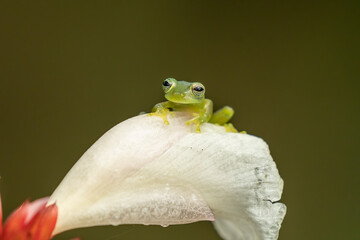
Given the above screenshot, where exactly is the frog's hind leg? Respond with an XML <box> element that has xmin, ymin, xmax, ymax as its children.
<box><xmin>209</xmin><ymin>106</ymin><xmax>239</xmax><ymax>133</ymax></box>
<box><xmin>209</xmin><ymin>106</ymin><xmax>234</xmax><ymax>125</ymax></box>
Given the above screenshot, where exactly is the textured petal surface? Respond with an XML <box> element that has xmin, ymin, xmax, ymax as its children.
<box><xmin>49</xmin><ymin>112</ymin><xmax>286</xmax><ymax>239</ymax></box>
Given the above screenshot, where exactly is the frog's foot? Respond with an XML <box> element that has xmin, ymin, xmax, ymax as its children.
<box><xmin>224</xmin><ymin>123</ymin><xmax>239</xmax><ymax>133</ymax></box>
<box><xmin>148</xmin><ymin>108</ymin><xmax>173</xmax><ymax>125</ymax></box>
<box><xmin>186</xmin><ymin>116</ymin><xmax>202</xmax><ymax>133</ymax></box>
<box><xmin>209</xmin><ymin>106</ymin><xmax>234</xmax><ymax>125</ymax></box>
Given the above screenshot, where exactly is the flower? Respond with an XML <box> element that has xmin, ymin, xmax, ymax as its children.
<box><xmin>0</xmin><ymin>196</ymin><xmax>57</xmax><ymax>240</ymax></box>
<box><xmin>49</xmin><ymin>112</ymin><xmax>286</xmax><ymax>240</ymax></box>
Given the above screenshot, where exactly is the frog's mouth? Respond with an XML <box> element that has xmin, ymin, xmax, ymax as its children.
<box><xmin>165</xmin><ymin>93</ymin><xmax>201</xmax><ymax>104</ymax></box>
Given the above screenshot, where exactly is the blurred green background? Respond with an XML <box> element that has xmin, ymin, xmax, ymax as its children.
<box><xmin>0</xmin><ymin>1</ymin><xmax>359</xmax><ymax>239</ymax></box>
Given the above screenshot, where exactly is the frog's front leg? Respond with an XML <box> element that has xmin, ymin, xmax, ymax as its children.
<box><xmin>148</xmin><ymin>101</ymin><xmax>174</xmax><ymax>125</ymax></box>
<box><xmin>186</xmin><ymin>99</ymin><xmax>213</xmax><ymax>132</ymax></box>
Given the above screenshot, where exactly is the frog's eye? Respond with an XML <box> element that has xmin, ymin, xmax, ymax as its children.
<box><xmin>191</xmin><ymin>83</ymin><xmax>205</xmax><ymax>97</ymax></box>
<box><xmin>162</xmin><ymin>78</ymin><xmax>175</xmax><ymax>93</ymax></box>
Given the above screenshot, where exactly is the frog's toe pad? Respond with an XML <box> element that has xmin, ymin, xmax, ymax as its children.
<box><xmin>148</xmin><ymin>112</ymin><xmax>170</xmax><ymax>125</ymax></box>
<box><xmin>224</xmin><ymin>123</ymin><xmax>238</xmax><ymax>133</ymax></box>
<box><xmin>186</xmin><ymin>119</ymin><xmax>202</xmax><ymax>133</ymax></box>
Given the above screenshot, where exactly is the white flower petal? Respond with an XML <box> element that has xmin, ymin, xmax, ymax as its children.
<box><xmin>49</xmin><ymin>112</ymin><xmax>286</xmax><ymax>240</ymax></box>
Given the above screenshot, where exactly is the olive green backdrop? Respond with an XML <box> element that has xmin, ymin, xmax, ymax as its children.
<box><xmin>0</xmin><ymin>1</ymin><xmax>359</xmax><ymax>240</ymax></box>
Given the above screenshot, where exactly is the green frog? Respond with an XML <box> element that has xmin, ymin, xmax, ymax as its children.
<box><xmin>149</xmin><ymin>78</ymin><xmax>238</xmax><ymax>132</ymax></box>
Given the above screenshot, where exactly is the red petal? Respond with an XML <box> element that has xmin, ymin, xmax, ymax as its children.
<box><xmin>2</xmin><ymin>200</ymin><xmax>31</xmax><ymax>240</ymax></box>
<box><xmin>29</xmin><ymin>203</ymin><xmax>57</xmax><ymax>240</ymax></box>
<box><xmin>23</xmin><ymin>198</ymin><xmax>49</xmax><ymax>229</ymax></box>
<box><xmin>2</xmin><ymin>198</ymin><xmax>57</xmax><ymax>240</ymax></box>
<box><xmin>0</xmin><ymin>194</ymin><xmax>3</xmax><ymax>238</ymax></box>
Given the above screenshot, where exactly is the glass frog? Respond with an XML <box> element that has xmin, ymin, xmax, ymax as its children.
<box><xmin>149</xmin><ymin>78</ymin><xmax>238</xmax><ymax>132</ymax></box>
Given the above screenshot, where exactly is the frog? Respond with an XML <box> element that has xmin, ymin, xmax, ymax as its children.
<box><xmin>149</xmin><ymin>78</ymin><xmax>238</xmax><ymax>133</ymax></box>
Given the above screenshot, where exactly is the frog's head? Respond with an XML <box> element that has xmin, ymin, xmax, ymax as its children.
<box><xmin>162</xmin><ymin>78</ymin><xmax>205</xmax><ymax>104</ymax></box>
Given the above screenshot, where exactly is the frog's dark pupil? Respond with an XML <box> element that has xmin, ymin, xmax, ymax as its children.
<box><xmin>194</xmin><ymin>86</ymin><xmax>204</xmax><ymax>92</ymax></box>
<box><xmin>163</xmin><ymin>81</ymin><xmax>171</xmax><ymax>87</ymax></box>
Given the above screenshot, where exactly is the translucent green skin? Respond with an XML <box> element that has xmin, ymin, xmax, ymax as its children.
<box><xmin>150</xmin><ymin>78</ymin><xmax>235</xmax><ymax>132</ymax></box>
